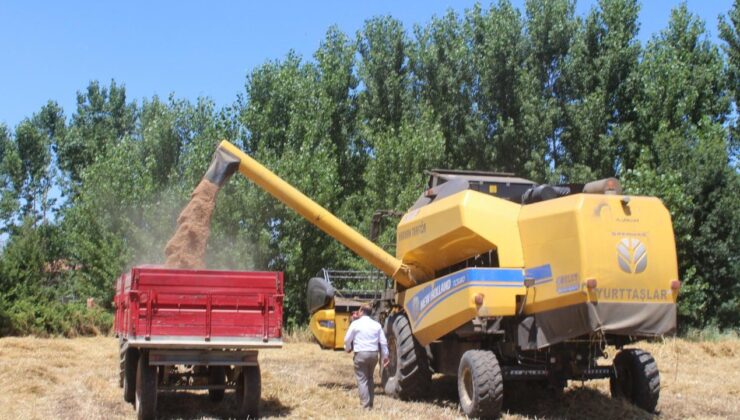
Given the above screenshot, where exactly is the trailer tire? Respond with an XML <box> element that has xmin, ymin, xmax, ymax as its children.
<box><xmin>135</xmin><ymin>352</ymin><xmax>158</xmax><ymax>420</ymax></box>
<box><xmin>610</xmin><ymin>348</ymin><xmax>660</xmax><ymax>413</ymax></box>
<box><xmin>118</xmin><ymin>338</ymin><xmax>125</xmax><ymax>388</ymax></box>
<box><xmin>123</xmin><ymin>348</ymin><xmax>139</xmax><ymax>404</ymax></box>
<box><xmin>235</xmin><ymin>365</ymin><xmax>260</xmax><ymax>418</ymax></box>
<box><xmin>457</xmin><ymin>350</ymin><xmax>503</xmax><ymax>419</ymax></box>
<box><xmin>381</xmin><ymin>313</ymin><xmax>431</xmax><ymax>400</ymax></box>
<box><xmin>208</xmin><ymin>366</ymin><xmax>226</xmax><ymax>402</ymax></box>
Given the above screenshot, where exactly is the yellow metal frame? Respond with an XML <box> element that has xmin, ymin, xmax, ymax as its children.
<box><xmin>308</xmin><ymin>308</ymin><xmax>352</xmax><ymax>350</ymax></box>
<box><xmin>219</xmin><ymin>140</ymin><xmax>424</xmax><ymax>288</ymax></box>
<box><xmin>396</xmin><ymin>190</ymin><xmax>525</xmax><ymax>269</ymax></box>
<box><xmin>399</xmin><ymin>267</ymin><xmax>526</xmax><ymax>346</ymax></box>
<box><xmin>518</xmin><ymin>194</ymin><xmax>679</xmax><ymax>314</ymax></box>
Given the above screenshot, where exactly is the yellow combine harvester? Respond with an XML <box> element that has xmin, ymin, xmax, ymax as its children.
<box><xmin>207</xmin><ymin>141</ymin><xmax>679</xmax><ymax>418</ymax></box>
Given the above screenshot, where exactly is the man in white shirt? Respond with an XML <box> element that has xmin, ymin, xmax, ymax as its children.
<box><xmin>344</xmin><ymin>304</ymin><xmax>390</xmax><ymax>409</ymax></box>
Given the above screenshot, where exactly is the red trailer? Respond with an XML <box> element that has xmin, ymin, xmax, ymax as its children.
<box><xmin>114</xmin><ymin>266</ymin><xmax>283</xmax><ymax>420</ymax></box>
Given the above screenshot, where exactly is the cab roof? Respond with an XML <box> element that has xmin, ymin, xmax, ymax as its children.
<box><xmin>425</xmin><ymin>169</ymin><xmax>535</xmax><ymax>188</ymax></box>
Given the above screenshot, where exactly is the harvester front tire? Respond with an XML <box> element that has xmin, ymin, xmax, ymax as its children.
<box><xmin>457</xmin><ymin>350</ymin><xmax>503</xmax><ymax>419</ymax></box>
<box><xmin>382</xmin><ymin>313</ymin><xmax>431</xmax><ymax>400</ymax></box>
<box><xmin>235</xmin><ymin>365</ymin><xmax>261</xmax><ymax>418</ymax></box>
<box><xmin>208</xmin><ymin>366</ymin><xmax>226</xmax><ymax>402</ymax></box>
<box><xmin>610</xmin><ymin>348</ymin><xmax>660</xmax><ymax>413</ymax></box>
<box><xmin>123</xmin><ymin>348</ymin><xmax>139</xmax><ymax>404</ymax></box>
<box><xmin>135</xmin><ymin>352</ymin><xmax>158</xmax><ymax>420</ymax></box>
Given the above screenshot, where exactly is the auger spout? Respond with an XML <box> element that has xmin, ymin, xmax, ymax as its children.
<box><xmin>205</xmin><ymin>140</ymin><xmax>425</xmax><ymax>289</ymax></box>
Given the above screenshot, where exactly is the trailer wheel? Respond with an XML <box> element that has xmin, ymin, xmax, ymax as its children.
<box><xmin>209</xmin><ymin>366</ymin><xmax>226</xmax><ymax>402</ymax></box>
<box><xmin>135</xmin><ymin>352</ymin><xmax>158</xmax><ymax>420</ymax></box>
<box><xmin>457</xmin><ymin>350</ymin><xmax>503</xmax><ymax>419</ymax></box>
<box><xmin>610</xmin><ymin>348</ymin><xmax>660</xmax><ymax>413</ymax></box>
<box><xmin>118</xmin><ymin>339</ymin><xmax>125</xmax><ymax>388</ymax></box>
<box><xmin>235</xmin><ymin>365</ymin><xmax>260</xmax><ymax>418</ymax></box>
<box><xmin>381</xmin><ymin>313</ymin><xmax>431</xmax><ymax>400</ymax></box>
<box><xmin>123</xmin><ymin>348</ymin><xmax>139</xmax><ymax>404</ymax></box>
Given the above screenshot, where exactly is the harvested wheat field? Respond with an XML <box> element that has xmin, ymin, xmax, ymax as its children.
<box><xmin>0</xmin><ymin>335</ymin><xmax>737</xmax><ymax>420</ymax></box>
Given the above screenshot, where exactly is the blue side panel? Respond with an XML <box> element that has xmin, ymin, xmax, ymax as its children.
<box><xmin>405</xmin><ymin>267</ymin><xmax>524</xmax><ymax>326</ymax></box>
<box><xmin>525</xmin><ymin>264</ymin><xmax>553</xmax><ymax>285</ymax></box>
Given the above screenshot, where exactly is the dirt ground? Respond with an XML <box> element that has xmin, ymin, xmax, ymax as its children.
<box><xmin>0</xmin><ymin>336</ymin><xmax>737</xmax><ymax>420</ymax></box>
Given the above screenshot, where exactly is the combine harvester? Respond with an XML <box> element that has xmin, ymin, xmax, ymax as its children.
<box><xmin>207</xmin><ymin>141</ymin><xmax>679</xmax><ymax>418</ymax></box>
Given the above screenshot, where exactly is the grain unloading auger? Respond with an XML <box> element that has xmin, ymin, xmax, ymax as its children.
<box><xmin>208</xmin><ymin>140</ymin><xmax>680</xmax><ymax>417</ymax></box>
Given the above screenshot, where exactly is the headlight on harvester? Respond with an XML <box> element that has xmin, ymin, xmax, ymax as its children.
<box><xmin>318</xmin><ymin>320</ymin><xmax>335</xmax><ymax>328</ymax></box>
<box><xmin>474</xmin><ymin>293</ymin><xmax>485</xmax><ymax>306</ymax></box>
<box><xmin>670</xmin><ymin>280</ymin><xmax>681</xmax><ymax>292</ymax></box>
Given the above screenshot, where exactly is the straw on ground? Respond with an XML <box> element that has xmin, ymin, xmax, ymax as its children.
<box><xmin>0</xmin><ymin>336</ymin><xmax>737</xmax><ymax>420</ymax></box>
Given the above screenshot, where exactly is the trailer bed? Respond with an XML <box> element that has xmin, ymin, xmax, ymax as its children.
<box><xmin>114</xmin><ymin>266</ymin><xmax>283</xmax><ymax>419</ymax></box>
<box><xmin>114</xmin><ymin>267</ymin><xmax>284</xmax><ymax>349</ymax></box>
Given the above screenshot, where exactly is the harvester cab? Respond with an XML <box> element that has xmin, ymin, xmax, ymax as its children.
<box><xmin>205</xmin><ymin>141</ymin><xmax>679</xmax><ymax>418</ymax></box>
<box><xmin>413</xmin><ymin>168</ymin><xmax>536</xmax><ymax>207</ymax></box>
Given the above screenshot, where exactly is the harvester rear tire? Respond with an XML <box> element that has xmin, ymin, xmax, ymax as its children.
<box><xmin>123</xmin><ymin>348</ymin><xmax>139</xmax><ymax>404</ymax></box>
<box><xmin>208</xmin><ymin>366</ymin><xmax>226</xmax><ymax>402</ymax></box>
<box><xmin>235</xmin><ymin>365</ymin><xmax>261</xmax><ymax>418</ymax></box>
<box><xmin>457</xmin><ymin>350</ymin><xmax>503</xmax><ymax>419</ymax></box>
<box><xmin>381</xmin><ymin>313</ymin><xmax>431</xmax><ymax>400</ymax></box>
<box><xmin>610</xmin><ymin>348</ymin><xmax>660</xmax><ymax>413</ymax></box>
<box><xmin>135</xmin><ymin>352</ymin><xmax>158</xmax><ymax>420</ymax></box>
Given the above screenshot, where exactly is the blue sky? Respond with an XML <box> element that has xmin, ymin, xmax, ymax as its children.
<box><xmin>0</xmin><ymin>0</ymin><xmax>734</xmax><ymax>129</ymax></box>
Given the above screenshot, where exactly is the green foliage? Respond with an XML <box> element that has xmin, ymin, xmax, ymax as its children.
<box><xmin>0</xmin><ymin>297</ymin><xmax>113</xmax><ymax>337</ymax></box>
<box><xmin>1</xmin><ymin>1</ymin><xmax>739</xmax><ymax>335</ymax></box>
<box><xmin>0</xmin><ymin>218</ymin><xmax>111</xmax><ymax>336</ymax></box>
<box><xmin>561</xmin><ymin>0</ymin><xmax>641</xmax><ymax>176</ymax></box>
<box><xmin>57</xmin><ymin>80</ymin><xmax>137</xmax><ymax>188</ymax></box>
<box><xmin>0</xmin><ymin>124</ymin><xmax>18</xmax><ymax>227</ymax></box>
<box><xmin>683</xmin><ymin>325</ymin><xmax>740</xmax><ymax>342</ymax></box>
<box><xmin>0</xmin><ymin>102</ymin><xmax>64</xmax><ymax>229</ymax></box>
<box><xmin>357</xmin><ymin>16</ymin><xmax>411</xmax><ymax>133</ymax></box>
<box><xmin>720</xmin><ymin>0</ymin><xmax>740</xmax><ymax>158</ymax></box>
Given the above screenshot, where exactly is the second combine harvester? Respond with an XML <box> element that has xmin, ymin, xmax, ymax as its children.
<box><xmin>208</xmin><ymin>140</ymin><xmax>678</xmax><ymax>418</ymax></box>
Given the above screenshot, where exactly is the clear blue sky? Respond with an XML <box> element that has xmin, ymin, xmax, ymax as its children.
<box><xmin>0</xmin><ymin>0</ymin><xmax>733</xmax><ymax>129</ymax></box>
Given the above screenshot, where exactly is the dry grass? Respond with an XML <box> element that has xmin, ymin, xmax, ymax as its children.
<box><xmin>0</xmin><ymin>335</ymin><xmax>738</xmax><ymax>419</ymax></box>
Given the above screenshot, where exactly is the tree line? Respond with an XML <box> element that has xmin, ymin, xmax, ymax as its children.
<box><xmin>0</xmin><ymin>0</ymin><xmax>738</xmax><ymax>334</ymax></box>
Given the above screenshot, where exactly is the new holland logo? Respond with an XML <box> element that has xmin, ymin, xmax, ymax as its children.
<box><xmin>617</xmin><ymin>238</ymin><xmax>648</xmax><ymax>274</ymax></box>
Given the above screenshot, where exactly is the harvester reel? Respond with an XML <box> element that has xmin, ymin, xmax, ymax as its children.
<box><xmin>382</xmin><ymin>313</ymin><xmax>431</xmax><ymax>400</ymax></box>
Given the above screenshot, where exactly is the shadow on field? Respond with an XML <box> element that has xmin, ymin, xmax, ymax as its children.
<box><xmin>504</xmin><ymin>385</ymin><xmax>653</xmax><ymax>420</ymax></box>
<box><xmin>411</xmin><ymin>376</ymin><xmax>654</xmax><ymax>420</ymax></box>
<box><xmin>317</xmin><ymin>381</ymin><xmax>356</xmax><ymax>391</ymax></box>
<box><xmin>156</xmin><ymin>391</ymin><xmax>292</xmax><ymax>419</ymax></box>
<box><xmin>261</xmin><ymin>396</ymin><xmax>293</xmax><ymax>417</ymax></box>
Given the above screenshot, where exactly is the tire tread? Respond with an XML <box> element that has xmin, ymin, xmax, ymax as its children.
<box><xmin>610</xmin><ymin>348</ymin><xmax>660</xmax><ymax>413</ymax></box>
<box><xmin>383</xmin><ymin>313</ymin><xmax>431</xmax><ymax>400</ymax></box>
<box><xmin>458</xmin><ymin>350</ymin><xmax>503</xmax><ymax>419</ymax></box>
